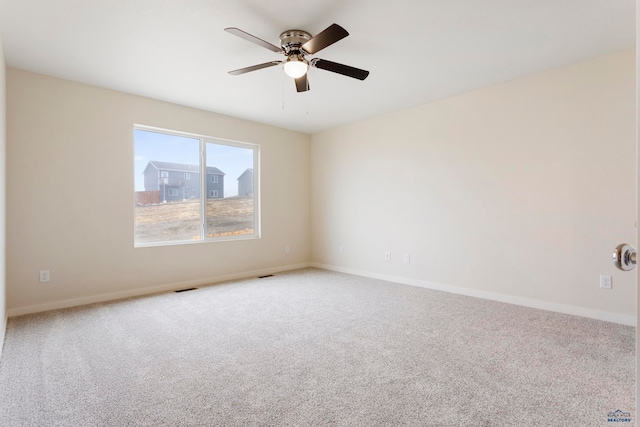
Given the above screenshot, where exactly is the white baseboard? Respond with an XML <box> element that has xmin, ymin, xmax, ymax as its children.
<box><xmin>7</xmin><ymin>262</ymin><xmax>312</xmax><ymax>318</ymax></box>
<box><xmin>311</xmin><ymin>263</ymin><xmax>636</xmax><ymax>326</ymax></box>
<box><xmin>8</xmin><ymin>261</ymin><xmax>634</xmax><ymax>327</ymax></box>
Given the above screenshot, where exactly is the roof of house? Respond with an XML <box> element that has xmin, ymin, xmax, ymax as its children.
<box><xmin>237</xmin><ymin>168</ymin><xmax>254</xmax><ymax>180</ymax></box>
<box><xmin>143</xmin><ymin>161</ymin><xmax>225</xmax><ymax>175</ymax></box>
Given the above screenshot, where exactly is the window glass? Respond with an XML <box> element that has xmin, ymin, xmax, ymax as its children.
<box><xmin>134</xmin><ymin>127</ymin><xmax>258</xmax><ymax>246</ymax></box>
<box><xmin>205</xmin><ymin>142</ymin><xmax>255</xmax><ymax>238</ymax></box>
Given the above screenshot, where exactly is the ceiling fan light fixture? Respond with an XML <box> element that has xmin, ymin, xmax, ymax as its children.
<box><xmin>283</xmin><ymin>55</ymin><xmax>309</xmax><ymax>78</ymax></box>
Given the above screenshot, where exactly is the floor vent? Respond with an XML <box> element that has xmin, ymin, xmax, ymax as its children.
<box><xmin>258</xmin><ymin>275</ymin><xmax>274</xmax><ymax>279</ymax></box>
<box><xmin>174</xmin><ymin>288</ymin><xmax>197</xmax><ymax>293</ymax></box>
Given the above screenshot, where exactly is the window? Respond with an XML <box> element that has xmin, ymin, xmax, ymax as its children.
<box><xmin>134</xmin><ymin>126</ymin><xmax>259</xmax><ymax>246</ymax></box>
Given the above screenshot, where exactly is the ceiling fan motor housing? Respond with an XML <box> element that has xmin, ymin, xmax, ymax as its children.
<box><xmin>279</xmin><ymin>30</ymin><xmax>312</xmax><ymax>54</ymax></box>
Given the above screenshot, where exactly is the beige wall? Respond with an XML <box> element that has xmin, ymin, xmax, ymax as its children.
<box><xmin>6</xmin><ymin>69</ymin><xmax>310</xmax><ymax>314</ymax></box>
<box><xmin>0</xmin><ymin>34</ymin><xmax>6</xmax><ymax>354</ymax></box>
<box><xmin>311</xmin><ymin>49</ymin><xmax>636</xmax><ymax>324</ymax></box>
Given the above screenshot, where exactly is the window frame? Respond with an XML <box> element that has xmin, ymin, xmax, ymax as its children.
<box><xmin>134</xmin><ymin>124</ymin><xmax>260</xmax><ymax>247</ymax></box>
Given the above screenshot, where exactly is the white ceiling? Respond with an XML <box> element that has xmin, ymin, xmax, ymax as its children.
<box><xmin>0</xmin><ymin>0</ymin><xmax>635</xmax><ymax>134</ymax></box>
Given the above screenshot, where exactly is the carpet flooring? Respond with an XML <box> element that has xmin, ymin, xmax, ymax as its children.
<box><xmin>0</xmin><ymin>268</ymin><xmax>635</xmax><ymax>426</ymax></box>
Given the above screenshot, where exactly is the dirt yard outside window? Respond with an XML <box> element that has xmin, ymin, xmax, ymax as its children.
<box><xmin>135</xmin><ymin>197</ymin><xmax>254</xmax><ymax>244</ymax></box>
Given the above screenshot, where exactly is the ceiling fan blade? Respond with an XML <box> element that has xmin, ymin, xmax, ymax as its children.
<box><xmin>224</xmin><ymin>27</ymin><xmax>283</xmax><ymax>53</ymax></box>
<box><xmin>228</xmin><ymin>61</ymin><xmax>282</xmax><ymax>75</ymax></box>
<box><xmin>301</xmin><ymin>23</ymin><xmax>349</xmax><ymax>54</ymax></box>
<box><xmin>311</xmin><ymin>59</ymin><xmax>370</xmax><ymax>81</ymax></box>
<box><xmin>295</xmin><ymin>75</ymin><xmax>310</xmax><ymax>92</ymax></box>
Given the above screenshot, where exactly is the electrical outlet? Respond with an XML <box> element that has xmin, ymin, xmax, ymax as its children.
<box><xmin>403</xmin><ymin>254</ymin><xmax>411</xmax><ymax>263</ymax></box>
<box><xmin>600</xmin><ymin>275</ymin><xmax>612</xmax><ymax>289</ymax></box>
<box><xmin>339</xmin><ymin>246</ymin><xmax>344</xmax><ymax>255</ymax></box>
<box><xmin>285</xmin><ymin>245</ymin><xmax>290</xmax><ymax>253</ymax></box>
<box><xmin>39</xmin><ymin>270</ymin><xmax>50</xmax><ymax>283</ymax></box>
<box><xmin>385</xmin><ymin>251</ymin><xmax>391</xmax><ymax>261</ymax></box>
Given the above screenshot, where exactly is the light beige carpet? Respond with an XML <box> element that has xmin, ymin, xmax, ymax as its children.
<box><xmin>0</xmin><ymin>268</ymin><xmax>635</xmax><ymax>426</ymax></box>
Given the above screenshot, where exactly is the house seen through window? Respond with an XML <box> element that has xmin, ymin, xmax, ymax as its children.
<box><xmin>134</xmin><ymin>126</ymin><xmax>259</xmax><ymax>246</ymax></box>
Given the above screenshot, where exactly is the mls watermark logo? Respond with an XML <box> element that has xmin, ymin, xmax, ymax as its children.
<box><xmin>607</xmin><ymin>409</ymin><xmax>632</xmax><ymax>423</ymax></box>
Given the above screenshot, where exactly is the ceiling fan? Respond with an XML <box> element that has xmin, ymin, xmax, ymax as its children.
<box><xmin>224</xmin><ymin>23</ymin><xmax>369</xmax><ymax>92</ymax></box>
